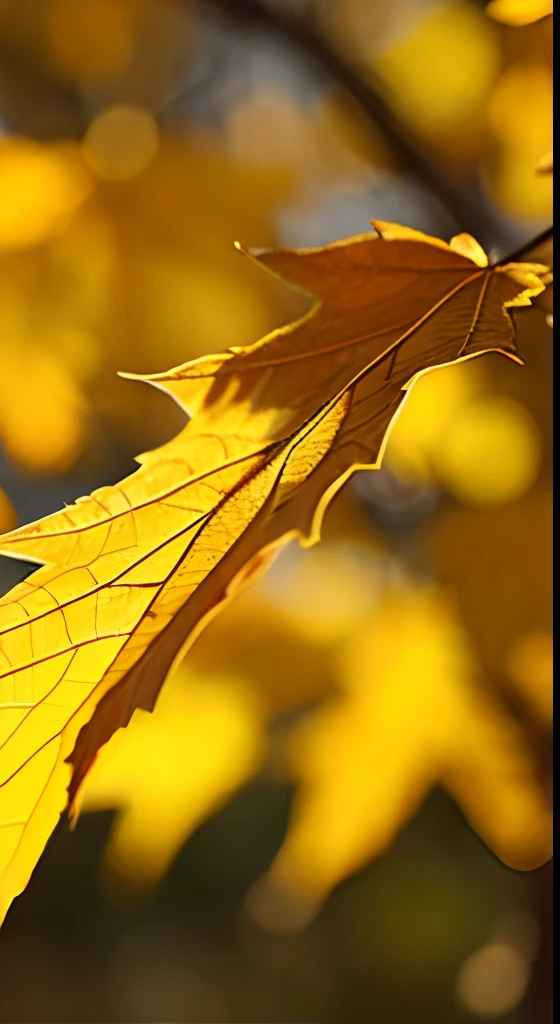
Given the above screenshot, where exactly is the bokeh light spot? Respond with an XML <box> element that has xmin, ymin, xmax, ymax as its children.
<box><xmin>83</xmin><ymin>105</ymin><xmax>159</xmax><ymax>182</ymax></box>
<box><xmin>488</xmin><ymin>65</ymin><xmax>552</xmax><ymax>150</ymax></box>
<box><xmin>434</xmin><ymin>396</ymin><xmax>541</xmax><ymax>505</ymax></box>
<box><xmin>0</xmin><ymin>140</ymin><xmax>93</xmax><ymax>249</ymax></box>
<box><xmin>376</xmin><ymin>2</ymin><xmax>500</xmax><ymax>140</ymax></box>
<box><xmin>488</xmin><ymin>64</ymin><xmax>552</xmax><ymax>217</ymax></box>
<box><xmin>456</xmin><ymin>941</ymin><xmax>530</xmax><ymax>1016</ymax></box>
<box><xmin>226</xmin><ymin>89</ymin><xmax>314</xmax><ymax>170</ymax></box>
<box><xmin>261</xmin><ymin>542</ymin><xmax>382</xmax><ymax>643</ymax></box>
<box><xmin>486</xmin><ymin>0</ymin><xmax>552</xmax><ymax>28</ymax></box>
<box><xmin>0</xmin><ymin>352</ymin><xmax>85</xmax><ymax>475</ymax></box>
<box><xmin>386</xmin><ymin>361</ymin><xmax>481</xmax><ymax>482</ymax></box>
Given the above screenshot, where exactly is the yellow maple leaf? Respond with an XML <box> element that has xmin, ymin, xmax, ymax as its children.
<box><xmin>246</xmin><ymin>587</ymin><xmax>552</xmax><ymax>933</ymax></box>
<box><xmin>486</xmin><ymin>0</ymin><xmax>553</xmax><ymax>25</ymax></box>
<box><xmin>0</xmin><ymin>221</ymin><xmax>549</xmax><ymax>924</ymax></box>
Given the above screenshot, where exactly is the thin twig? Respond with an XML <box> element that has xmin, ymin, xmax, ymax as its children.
<box><xmin>497</xmin><ymin>226</ymin><xmax>553</xmax><ymax>265</ymax></box>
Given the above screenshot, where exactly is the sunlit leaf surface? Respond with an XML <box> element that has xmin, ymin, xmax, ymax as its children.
<box><xmin>0</xmin><ymin>220</ymin><xmax>549</xmax><ymax>923</ymax></box>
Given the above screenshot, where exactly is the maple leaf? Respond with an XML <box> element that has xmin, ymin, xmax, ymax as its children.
<box><xmin>0</xmin><ymin>220</ymin><xmax>549</xmax><ymax>924</ymax></box>
<box><xmin>246</xmin><ymin>586</ymin><xmax>552</xmax><ymax>934</ymax></box>
<box><xmin>79</xmin><ymin>547</ymin><xmax>551</xmax><ymax>901</ymax></box>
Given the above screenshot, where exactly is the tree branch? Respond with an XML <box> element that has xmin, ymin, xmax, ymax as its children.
<box><xmin>0</xmin><ymin>48</ymin><xmax>86</xmax><ymax>139</ymax></box>
<box><xmin>497</xmin><ymin>226</ymin><xmax>553</xmax><ymax>265</ymax></box>
<box><xmin>188</xmin><ymin>0</ymin><xmax>521</xmax><ymax>252</ymax></box>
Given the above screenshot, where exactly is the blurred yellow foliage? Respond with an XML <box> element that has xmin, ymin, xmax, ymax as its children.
<box><xmin>489</xmin><ymin>63</ymin><xmax>551</xmax><ymax>150</ymax></box>
<box><xmin>75</xmin><ymin>547</ymin><xmax>551</xmax><ymax>926</ymax></box>
<box><xmin>386</xmin><ymin>364</ymin><xmax>541</xmax><ymax>506</ymax></box>
<box><xmin>83</xmin><ymin>105</ymin><xmax>159</xmax><ymax>181</ymax></box>
<box><xmin>0</xmin><ymin>0</ymin><xmax>193</xmax><ymax>102</ymax></box>
<box><xmin>0</xmin><ymin>138</ymin><xmax>93</xmax><ymax>250</ymax></box>
<box><xmin>83</xmin><ymin>666</ymin><xmax>264</xmax><ymax>889</ymax></box>
<box><xmin>247</xmin><ymin>585</ymin><xmax>551</xmax><ymax>931</ymax></box>
<box><xmin>0</xmin><ymin>347</ymin><xmax>86</xmax><ymax>475</ymax></box>
<box><xmin>225</xmin><ymin>86</ymin><xmax>388</xmax><ymax>185</ymax></box>
<box><xmin>487</xmin><ymin>63</ymin><xmax>553</xmax><ymax>217</ymax></box>
<box><xmin>385</xmin><ymin>361</ymin><xmax>482</xmax><ymax>483</ymax></box>
<box><xmin>537</xmin><ymin>150</ymin><xmax>553</xmax><ymax>173</ymax></box>
<box><xmin>506</xmin><ymin>629</ymin><xmax>552</xmax><ymax>724</ymax></box>
<box><xmin>260</xmin><ymin>541</ymin><xmax>383</xmax><ymax>645</ymax></box>
<box><xmin>422</xmin><ymin>485</ymin><xmax>552</xmax><ymax>688</ymax></box>
<box><xmin>0</xmin><ymin>491</ymin><xmax>17</xmax><ymax>534</ymax></box>
<box><xmin>434</xmin><ymin>395</ymin><xmax>541</xmax><ymax>505</ymax></box>
<box><xmin>47</xmin><ymin>0</ymin><xmax>133</xmax><ymax>79</ymax></box>
<box><xmin>375</xmin><ymin>2</ymin><xmax>500</xmax><ymax>162</ymax></box>
<box><xmin>0</xmin><ymin>133</ymin><xmax>293</xmax><ymax>472</ymax></box>
<box><xmin>486</xmin><ymin>0</ymin><xmax>553</xmax><ymax>25</ymax></box>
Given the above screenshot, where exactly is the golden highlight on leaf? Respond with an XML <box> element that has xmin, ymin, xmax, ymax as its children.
<box><xmin>0</xmin><ymin>220</ymin><xmax>549</xmax><ymax>923</ymax></box>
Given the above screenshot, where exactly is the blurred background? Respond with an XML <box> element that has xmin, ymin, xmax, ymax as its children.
<box><xmin>0</xmin><ymin>0</ymin><xmax>552</xmax><ymax>1021</ymax></box>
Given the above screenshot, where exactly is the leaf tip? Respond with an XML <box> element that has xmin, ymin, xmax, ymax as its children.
<box><xmin>117</xmin><ymin>370</ymin><xmax>142</xmax><ymax>381</ymax></box>
<box><xmin>450</xmin><ymin>233</ymin><xmax>488</xmax><ymax>267</ymax></box>
<box><xmin>235</xmin><ymin>241</ymin><xmax>276</xmax><ymax>262</ymax></box>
